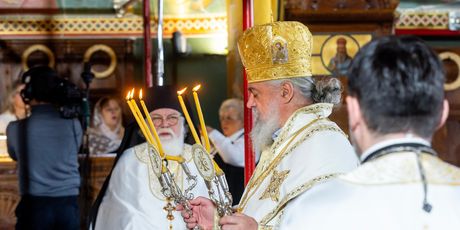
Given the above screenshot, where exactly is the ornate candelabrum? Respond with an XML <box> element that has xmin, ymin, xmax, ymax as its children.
<box><xmin>126</xmin><ymin>89</ymin><xmax>201</xmax><ymax>229</ymax></box>
<box><xmin>192</xmin><ymin>144</ymin><xmax>233</xmax><ymax>217</ymax></box>
<box><xmin>147</xmin><ymin>144</ymin><xmax>201</xmax><ymax>229</ymax></box>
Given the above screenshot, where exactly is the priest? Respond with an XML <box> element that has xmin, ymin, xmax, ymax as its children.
<box><xmin>179</xmin><ymin>21</ymin><xmax>359</xmax><ymax>229</ymax></box>
<box><xmin>90</xmin><ymin>86</ymin><xmax>209</xmax><ymax>230</ymax></box>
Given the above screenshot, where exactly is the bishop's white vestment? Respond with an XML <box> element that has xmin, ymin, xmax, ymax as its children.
<box><xmin>280</xmin><ymin>139</ymin><xmax>460</xmax><ymax>229</ymax></box>
<box><xmin>239</xmin><ymin>103</ymin><xmax>359</xmax><ymax>228</ymax></box>
<box><xmin>94</xmin><ymin>143</ymin><xmax>209</xmax><ymax>230</ymax></box>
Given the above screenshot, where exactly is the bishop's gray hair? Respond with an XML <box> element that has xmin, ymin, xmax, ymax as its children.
<box><xmin>270</xmin><ymin>76</ymin><xmax>342</xmax><ymax>105</ymax></box>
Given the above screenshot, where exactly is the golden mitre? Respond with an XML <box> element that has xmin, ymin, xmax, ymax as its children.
<box><xmin>238</xmin><ymin>21</ymin><xmax>313</xmax><ymax>83</ymax></box>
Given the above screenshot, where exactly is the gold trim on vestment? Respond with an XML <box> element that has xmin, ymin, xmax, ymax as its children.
<box><xmin>238</xmin><ymin>103</ymin><xmax>340</xmax><ymax>212</ymax></box>
<box><xmin>259</xmin><ymin>169</ymin><xmax>291</xmax><ymax>202</ymax></box>
<box><xmin>341</xmin><ymin>152</ymin><xmax>460</xmax><ymax>186</ymax></box>
<box><xmin>239</xmin><ymin>123</ymin><xmax>345</xmax><ymax>212</ymax></box>
<box><xmin>259</xmin><ymin>173</ymin><xmax>338</xmax><ymax>226</ymax></box>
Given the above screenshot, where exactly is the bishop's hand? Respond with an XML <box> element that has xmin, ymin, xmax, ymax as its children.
<box><xmin>177</xmin><ymin>196</ymin><xmax>216</xmax><ymax>230</ymax></box>
<box><xmin>219</xmin><ymin>213</ymin><xmax>258</xmax><ymax>230</ymax></box>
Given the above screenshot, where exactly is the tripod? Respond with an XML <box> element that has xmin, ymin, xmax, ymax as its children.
<box><xmin>80</xmin><ymin>62</ymin><xmax>94</xmax><ymax>227</ymax></box>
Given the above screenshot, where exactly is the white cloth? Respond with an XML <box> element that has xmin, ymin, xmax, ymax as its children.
<box><xmin>94</xmin><ymin>143</ymin><xmax>209</xmax><ymax>230</ymax></box>
<box><xmin>239</xmin><ymin>103</ymin><xmax>359</xmax><ymax>228</ymax></box>
<box><xmin>87</xmin><ymin>126</ymin><xmax>123</xmax><ymax>155</ymax></box>
<box><xmin>280</xmin><ymin>140</ymin><xmax>460</xmax><ymax>230</ymax></box>
<box><xmin>209</xmin><ymin>129</ymin><xmax>248</xmax><ymax>167</ymax></box>
<box><xmin>0</xmin><ymin>111</ymin><xmax>16</xmax><ymax>134</ymax></box>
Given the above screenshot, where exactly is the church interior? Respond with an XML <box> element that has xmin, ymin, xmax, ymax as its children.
<box><xmin>0</xmin><ymin>0</ymin><xmax>459</xmax><ymax>228</ymax></box>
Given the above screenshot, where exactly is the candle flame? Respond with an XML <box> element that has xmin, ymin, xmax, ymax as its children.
<box><xmin>126</xmin><ymin>91</ymin><xmax>130</xmax><ymax>100</ymax></box>
<box><xmin>192</xmin><ymin>84</ymin><xmax>201</xmax><ymax>92</ymax></box>
<box><xmin>139</xmin><ymin>89</ymin><xmax>143</xmax><ymax>100</ymax></box>
<box><xmin>177</xmin><ymin>87</ymin><xmax>187</xmax><ymax>95</ymax></box>
<box><xmin>130</xmin><ymin>88</ymin><xmax>135</xmax><ymax>99</ymax></box>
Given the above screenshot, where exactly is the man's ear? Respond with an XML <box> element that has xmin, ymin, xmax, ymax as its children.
<box><xmin>280</xmin><ymin>81</ymin><xmax>294</xmax><ymax>104</ymax></box>
<box><xmin>346</xmin><ymin>96</ymin><xmax>363</xmax><ymax>132</ymax></box>
<box><xmin>436</xmin><ymin>99</ymin><xmax>449</xmax><ymax>130</ymax></box>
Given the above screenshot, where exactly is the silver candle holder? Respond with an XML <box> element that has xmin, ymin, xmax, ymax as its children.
<box><xmin>192</xmin><ymin>144</ymin><xmax>233</xmax><ymax>217</ymax></box>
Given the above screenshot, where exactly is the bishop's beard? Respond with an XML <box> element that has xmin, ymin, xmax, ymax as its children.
<box><xmin>158</xmin><ymin>126</ymin><xmax>185</xmax><ymax>156</ymax></box>
<box><xmin>251</xmin><ymin>104</ymin><xmax>280</xmax><ymax>152</ymax></box>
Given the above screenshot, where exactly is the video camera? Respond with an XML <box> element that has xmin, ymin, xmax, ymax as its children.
<box><xmin>21</xmin><ymin>66</ymin><xmax>85</xmax><ymax>119</ymax></box>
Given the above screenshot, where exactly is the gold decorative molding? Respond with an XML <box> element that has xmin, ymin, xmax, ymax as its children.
<box><xmin>440</xmin><ymin>52</ymin><xmax>460</xmax><ymax>91</ymax></box>
<box><xmin>84</xmin><ymin>44</ymin><xmax>117</xmax><ymax>79</ymax></box>
<box><xmin>396</xmin><ymin>11</ymin><xmax>449</xmax><ymax>30</ymax></box>
<box><xmin>0</xmin><ymin>14</ymin><xmax>227</xmax><ymax>38</ymax></box>
<box><xmin>21</xmin><ymin>44</ymin><xmax>55</xmax><ymax>70</ymax></box>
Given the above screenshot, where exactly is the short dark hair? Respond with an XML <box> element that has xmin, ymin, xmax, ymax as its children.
<box><xmin>21</xmin><ymin>66</ymin><xmax>60</xmax><ymax>104</ymax></box>
<box><xmin>348</xmin><ymin>36</ymin><xmax>445</xmax><ymax>138</ymax></box>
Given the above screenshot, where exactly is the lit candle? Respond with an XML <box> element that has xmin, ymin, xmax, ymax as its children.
<box><xmin>126</xmin><ymin>89</ymin><xmax>152</xmax><ymax>145</ymax></box>
<box><xmin>130</xmin><ymin>89</ymin><xmax>155</xmax><ymax>144</ymax></box>
<box><xmin>177</xmin><ymin>87</ymin><xmax>202</xmax><ymax>145</ymax></box>
<box><xmin>191</xmin><ymin>86</ymin><xmax>223</xmax><ymax>175</ymax></box>
<box><xmin>139</xmin><ymin>89</ymin><xmax>165</xmax><ymax>158</ymax></box>
<box><xmin>192</xmin><ymin>84</ymin><xmax>211</xmax><ymax>152</ymax></box>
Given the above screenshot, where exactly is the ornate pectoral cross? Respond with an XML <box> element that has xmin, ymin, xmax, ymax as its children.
<box><xmin>164</xmin><ymin>197</ymin><xmax>176</xmax><ymax>229</ymax></box>
<box><xmin>259</xmin><ymin>169</ymin><xmax>290</xmax><ymax>202</ymax></box>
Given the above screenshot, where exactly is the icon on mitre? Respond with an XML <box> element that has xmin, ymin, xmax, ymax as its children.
<box><xmin>271</xmin><ymin>36</ymin><xmax>289</xmax><ymax>64</ymax></box>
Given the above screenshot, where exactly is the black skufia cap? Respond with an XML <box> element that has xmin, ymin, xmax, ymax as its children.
<box><xmin>144</xmin><ymin>85</ymin><xmax>182</xmax><ymax>112</ymax></box>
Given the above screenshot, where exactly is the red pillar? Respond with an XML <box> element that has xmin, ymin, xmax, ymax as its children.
<box><xmin>143</xmin><ymin>0</ymin><xmax>153</xmax><ymax>87</ymax></box>
<box><xmin>243</xmin><ymin>0</ymin><xmax>254</xmax><ymax>185</ymax></box>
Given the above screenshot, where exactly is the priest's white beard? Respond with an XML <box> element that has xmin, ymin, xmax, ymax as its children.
<box><xmin>251</xmin><ymin>104</ymin><xmax>280</xmax><ymax>152</ymax></box>
<box><xmin>158</xmin><ymin>125</ymin><xmax>185</xmax><ymax>157</ymax></box>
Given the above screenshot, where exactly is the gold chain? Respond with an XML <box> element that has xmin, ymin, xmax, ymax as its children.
<box><xmin>238</xmin><ymin>118</ymin><xmax>322</xmax><ymax>211</ymax></box>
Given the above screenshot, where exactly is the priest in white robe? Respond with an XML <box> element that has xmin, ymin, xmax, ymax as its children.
<box><xmin>90</xmin><ymin>86</ymin><xmax>209</xmax><ymax>230</ymax></box>
<box><xmin>280</xmin><ymin>36</ymin><xmax>460</xmax><ymax>229</ymax></box>
<box><xmin>178</xmin><ymin>21</ymin><xmax>359</xmax><ymax>230</ymax></box>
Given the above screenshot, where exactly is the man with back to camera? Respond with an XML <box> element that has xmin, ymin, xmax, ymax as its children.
<box><xmin>279</xmin><ymin>36</ymin><xmax>460</xmax><ymax>229</ymax></box>
<box><xmin>178</xmin><ymin>21</ymin><xmax>359</xmax><ymax>230</ymax></box>
<box><xmin>7</xmin><ymin>66</ymin><xmax>82</xmax><ymax>230</ymax></box>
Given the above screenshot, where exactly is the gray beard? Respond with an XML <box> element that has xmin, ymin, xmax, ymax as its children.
<box><xmin>251</xmin><ymin>107</ymin><xmax>279</xmax><ymax>152</ymax></box>
<box><xmin>160</xmin><ymin>126</ymin><xmax>185</xmax><ymax>157</ymax></box>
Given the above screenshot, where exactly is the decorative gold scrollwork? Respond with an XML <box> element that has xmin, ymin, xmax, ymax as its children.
<box><xmin>21</xmin><ymin>44</ymin><xmax>55</xmax><ymax>71</ymax></box>
<box><xmin>83</xmin><ymin>44</ymin><xmax>117</xmax><ymax>79</ymax></box>
<box><xmin>439</xmin><ymin>52</ymin><xmax>460</xmax><ymax>91</ymax></box>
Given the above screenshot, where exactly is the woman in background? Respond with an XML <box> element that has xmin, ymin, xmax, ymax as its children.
<box><xmin>0</xmin><ymin>80</ymin><xmax>26</xmax><ymax>134</ymax></box>
<box><xmin>88</xmin><ymin>96</ymin><xmax>124</xmax><ymax>155</ymax></box>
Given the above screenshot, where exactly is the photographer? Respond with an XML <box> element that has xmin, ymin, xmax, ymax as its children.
<box><xmin>6</xmin><ymin>66</ymin><xmax>82</xmax><ymax>230</ymax></box>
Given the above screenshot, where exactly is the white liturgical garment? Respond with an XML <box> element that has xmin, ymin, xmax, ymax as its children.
<box><xmin>239</xmin><ymin>103</ymin><xmax>359</xmax><ymax>228</ymax></box>
<box><xmin>280</xmin><ymin>140</ymin><xmax>460</xmax><ymax>230</ymax></box>
<box><xmin>95</xmin><ymin>143</ymin><xmax>209</xmax><ymax>230</ymax></box>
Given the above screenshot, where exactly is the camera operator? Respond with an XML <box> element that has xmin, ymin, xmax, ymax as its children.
<box><xmin>6</xmin><ymin>66</ymin><xmax>83</xmax><ymax>230</ymax></box>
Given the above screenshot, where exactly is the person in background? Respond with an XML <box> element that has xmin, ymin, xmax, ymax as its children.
<box><xmin>279</xmin><ymin>36</ymin><xmax>460</xmax><ymax>229</ymax></box>
<box><xmin>6</xmin><ymin>66</ymin><xmax>82</xmax><ymax>230</ymax></box>
<box><xmin>208</xmin><ymin>98</ymin><xmax>255</xmax><ymax>205</ymax></box>
<box><xmin>87</xmin><ymin>96</ymin><xmax>125</xmax><ymax>155</ymax></box>
<box><xmin>0</xmin><ymin>80</ymin><xmax>26</xmax><ymax>134</ymax></box>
